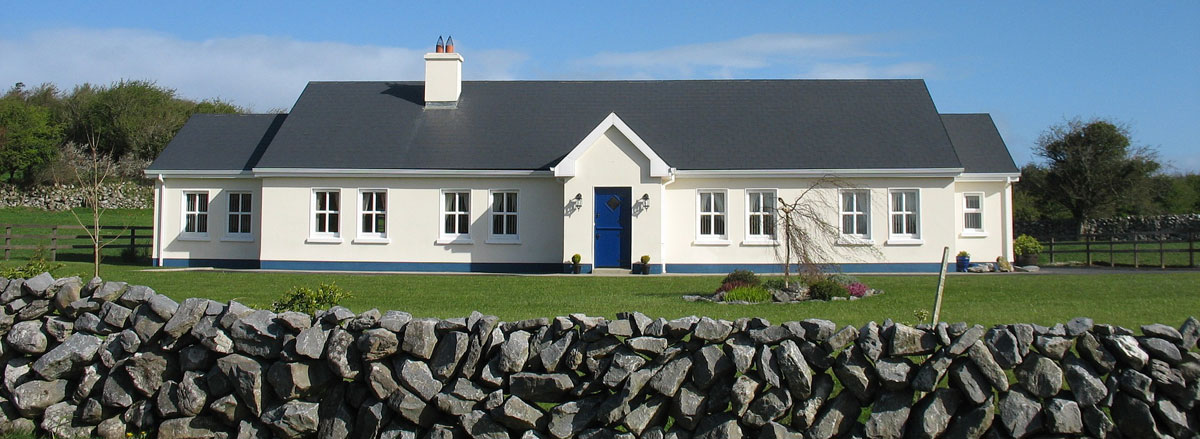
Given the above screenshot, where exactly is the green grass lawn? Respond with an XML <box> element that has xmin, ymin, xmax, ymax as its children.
<box><xmin>7</xmin><ymin>260</ymin><xmax>1197</xmax><ymax>329</ymax></box>
<box><xmin>0</xmin><ymin>207</ymin><xmax>152</xmax><ymax>262</ymax></box>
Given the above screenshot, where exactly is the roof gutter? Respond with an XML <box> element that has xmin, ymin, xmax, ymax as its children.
<box><xmin>672</xmin><ymin>168</ymin><xmax>965</xmax><ymax>178</ymax></box>
<box><xmin>143</xmin><ymin>170</ymin><xmax>254</xmax><ymax>178</ymax></box>
<box><xmin>251</xmin><ymin>168</ymin><xmax>555</xmax><ymax>178</ymax></box>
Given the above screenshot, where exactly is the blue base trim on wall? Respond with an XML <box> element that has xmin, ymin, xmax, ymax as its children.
<box><xmin>665</xmin><ymin>263</ymin><xmax>945</xmax><ymax>274</ymax></box>
<box><xmin>162</xmin><ymin>258</ymin><xmax>260</xmax><ymax>269</ymax></box>
<box><xmin>261</xmin><ymin>260</ymin><xmax>571</xmax><ymax>274</ymax></box>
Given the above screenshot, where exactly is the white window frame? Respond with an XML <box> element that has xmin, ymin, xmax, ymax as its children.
<box><xmin>222</xmin><ymin>191</ymin><xmax>254</xmax><ymax>242</ymax></box>
<box><xmin>439</xmin><ymin>189</ymin><xmax>472</xmax><ymax>244</ymax></box>
<box><xmin>696</xmin><ymin>189</ymin><xmax>729</xmax><ymax>245</ymax></box>
<box><xmin>309</xmin><ymin>189</ymin><xmax>342</xmax><ymax>243</ymax></box>
<box><xmin>887</xmin><ymin>188</ymin><xmax>922</xmax><ymax>244</ymax></box>
<box><xmin>961</xmin><ymin>192</ymin><xmax>986</xmax><ymax>237</ymax></box>
<box><xmin>488</xmin><ymin>190</ymin><xmax>520</xmax><ymax>244</ymax></box>
<box><xmin>744</xmin><ymin>189</ymin><xmax>777</xmax><ymax>245</ymax></box>
<box><xmin>180</xmin><ymin>191</ymin><xmax>210</xmax><ymax>241</ymax></box>
<box><xmin>838</xmin><ymin>189</ymin><xmax>872</xmax><ymax>244</ymax></box>
<box><xmin>356</xmin><ymin>189</ymin><xmax>389</xmax><ymax>243</ymax></box>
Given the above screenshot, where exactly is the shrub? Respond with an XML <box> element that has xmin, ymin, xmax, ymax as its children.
<box><xmin>847</xmin><ymin>282</ymin><xmax>868</xmax><ymax>298</ymax></box>
<box><xmin>571</xmin><ymin>254</ymin><xmax>581</xmax><ymax>264</ymax></box>
<box><xmin>0</xmin><ymin>248</ymin><xmax>64</xmax><ymax>279</ymax></box>
<box><xmin>956</xmin><ymin>250</ymin><xmax>970</xmax><ymax>258</ymax></box>
<box><xmin>271</xmin><ymin>283</ymin><xmax>352</xmax><ymax>315</ymax></box>
<box><xmin>809</xmin><ymin>279</ymin><xmax>849</xmax><ymax>301</ymax></box>
<box><xmin>827</xmin><ymin>273</ymin><xmax>859</xmax><ymax>287</ymax></box>
<box><xmin>715</xmin><ymin>280</ymin><xmax>753</xmax><ymax>294</ymax></box>
<box><xmin>1014</xmin><ymin>234</ymin><xmax>1043</xmax><ymax>255</ymax></box>
<box><xmin>640</xmin><ymin>255</ymin><xmax>651</xmax><ymax>264</ymax></box>
<box><xmin>762</xmin><ymin>278</ymin><xmax>788</xmax><ymax>291</ymax></box>
<box><xmin>723</xmin><ymin>285</ymin><xmax>771</xmax><ymax>303</ymax></box>
<box><xmin>721</xmin><ymin>269</ymin><xmax>761</xmax><ymax>287</ymax></box>
<box><xmin>121</xmin><ymin>245</ymin><xmax>149</xmax><ymax>263</ymax></box>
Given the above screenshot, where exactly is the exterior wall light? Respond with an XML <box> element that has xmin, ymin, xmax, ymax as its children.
<box><xmin>640</xmin><ymin>193</ymin><xmax>650</xmax><ymax>209</ymax></box>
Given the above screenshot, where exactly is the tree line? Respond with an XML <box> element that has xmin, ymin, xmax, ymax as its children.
<box><xmin>0</xmin><ymin>80</ymin><xmax>243</xmax><ymax>185</ymax></box>
<box><xmin>1015</xmin><ymin>118</ymin><xmax>1200</xmax><ymax>233</ymax></box>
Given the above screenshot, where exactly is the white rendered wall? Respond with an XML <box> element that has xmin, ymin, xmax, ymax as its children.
<box><xmin>953</xmin><ymin>180</ymin><xmax>1014</xmax><ymax>262</ymax></box>
<box><xmin>157</xmin><ymin>178</ymin><xmax>262</xmax><ymax>261</ymax></box>
<box><xmin>560</xmin><ymin>127</ymin><xmax>664</xmax><ymax>267</ymax></box>
<box><xmin>257</xmin><ymin>177</ymin><xmax>563</xmax><ymax>264</ymax></box>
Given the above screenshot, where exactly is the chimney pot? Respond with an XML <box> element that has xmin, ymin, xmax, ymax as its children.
<box><xmin>446</xmin><ymin>36</ymin><xmax>454</xmax><ymax>53</ymax></box>
<box><xmin>435</xmin><ymin>36</ymin><xmax>445</xmax><ymax>53</ymax></box>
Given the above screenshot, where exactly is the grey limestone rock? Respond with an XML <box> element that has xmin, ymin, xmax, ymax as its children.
<box><xmin>397</xmin><ymin>358</ymin><xmax>441</xmax><ymax>401</ymax></box>
<box><xmin>984</xmin><ymin>326</ymin><xmax>1021</xmax><ymax>369</ymax></box>
<box><xmin>325</xmin><ymin>327</ymin><xmax>361</xmax><ymax>379</ymax></box>
<box><xmin>725</xmin><ymin>333</ymin><xmax>756</xmax><ymax>373</ymax></box>
<box><xmin>347</xmin><ymin>308</ymin><xmax>381</xmax><ymax>331</ymax></box>
<box><xmin>547</xmin><ymin>395</ymin><xmax>604</xmax><ymax>439</ymax></box>
<box><xmin>1065</xmin><ymin>316</ymin><xmax>1093</xmax><ymax>337</ymax></box>
<box><xmin>625</xmin><ymin>397</ymin><xmax>668</xmax><ymax>435</ymax></box>
<box><xmin>229</xmin><ymin>309</ymin><xmax>285</xmax><ymax>358</ymax></box>
<box><xmin>358</xmin><ymin>327</ymin><xmax>400</xmax><ymax>361</ymax></box>
<box><xmin>493</xmin><ymin>395</ymin><xmax>545</xmax><ymax>431</ymax></box>
<box><xmin>694</xmin><ymin>413</ymin><xmax>742</xmax><ymax>439</ymax></box>
<box><xmin>41</xmin><ymin>401</ymin><xmax>94</xmax><ymax>439</ymax></box>
<box><xmin>510</xmin><ymin>372</ymin><xmax>576</xmax><ymax>403</ymax></box>
<box><xmin>7</xmin><ymin>320</ymin><xmax>47</xmax><ymax>354</ymax></box>
<box><xmin>875</xmin><ymin>357</ymin><xmax>914</xmax><ymax>391</ymax></box>
<box><xmin>906</xmin><ymin>388</ymin><xmax>960</xmax><ymax>439</ymax></box>
<box><xmin>912</xmin><ymin>349</ymin><xmax>953</xmax><ymax>392</ymax></box>
<box><xmin>806</xmin><ymin>392</ymin><xmax>859</xmax><ymax>439</ymax></box>
<box><xmin>402</xmin><ymin>318</ymin><xmax>438</xmax><ymax>359</ymax></box>
<box><xmin>833</xmin><ymin>345</ymin><xmax>876</xmax><ymax>401</ymax></box>
<box><xmin>800</xmin><ymin>319</ymin><xmax>836</xmax><ymax>343</ymax></box>
<box><xmin>295</xmin><ymin>325</ymin><xmax>329</xmax><ymax>360</ymax></box>
<box><xmin>1141</xmin><ymin>323</ymin><xmax>1183</xmax><ymax>343</ymax></box>
<box><xmin>1080</xmin><ymin>404</ymin><xmax>1117</xmax><ymax>439</ymax></box>
<box><xmin>790</xmin><ymin>372</ymin><xmax>833</xmax><ymax>431</ymax></box>
<box><xmin>261</xmin><ymin>400</ymin><xmax>320</xmax><ymax>439</ymax></box>
<box><xmin>775</xmin><ymin>340</ymin><xmax>812</xmax><ymax>399</ymax></box>
<box><xmin>1014</xmin><ymin>353</ymin><xmax>1063</xmax><ymax>398</ymax></box>
<box><xmin>742</xmin><ymin>386</ymin><xmax>791</xmax><ymax>428</ymax></box>
<box><xmin>998</xmin><ymin>388</ymin><xmax>1043</xmax><ymax>439</ymax></box>
<box><xmin>12</xmin><ymin>379</ymin><xmax>68</xmax><ymax>417</ymax></box>
<box><xmin>158</xmin><ymin>416</ymin><xmax>231</xmax><ymax>439</ymax></box>
<box><xmin>627</xmin><ymin>336</ymin><xmax>668</xmax><ymax>356</ymax></box>
<box><xmin>966</xmin><ymin>340</ymin><xmax>1010</xmax><ymax>392</ymax></box>
<box><xmin>1180</xmin><ymin>316</ymin><xmax>1200</xmax><ymax>350</ymax></box>
<box><xmin>1044</xmin><ymin>398</ymin><xmax>1083</xmax><ymax>435</ymax></box>
<box><xmin>888</xmin><ymin>323</ymin><xmax>938</xmax><ymax>356</ymax></box>
<box><xmin>1076</xmin><ymin>332</ymin><xmax>1117</xmax><ymax>373</ymax></box>
<box><xmin>1032</xmin><ymin>335</ymin><xmax>1072</xmax><ymax>360</ymax></box>
<box><xmin>1111</xmin><ymin>392</ymin><xmax>1160</xmax><ymax>438</ymax></box>
<box><xmin>380</xmin><ymin>310</ymin><xmax>412</xmax><ymax>332</ymax></box>
<box><xmin>365</xmin><ymin>361</ymin><xmax>401</xmax><ymax>400</ymax></box>
<box><xmin>215</xmin><ymin>354</ymin><xmax>267</xmax><ymax>416</ymax></box>
<box><xmin>499</xmin><ymin>330</ymin><xmax>532</xmax><ymax>373</ymax></box>
<box><xmin>51</xmin><ymin>277</ymin><xmax>83</xmax><ymax>313</ymax></box>
<box><xmin>430</xmin><ymin>330</ymin><xmax>469</xmax><ymax>379</ymax></box>
<box><xmin>1062</xmin><ymin>353</ymin><xmax>1107</xmax><ymax>406</ymax></box>
<box><xmin>1140</xmin><ymin>336</ymin><xmax>1182</xmax><ymax>364</ymax></box>
<box><xmin>858</xmin><ymin>321</ymin><xmax>883</xmax><ymax>361</ymax></box>
<box><xmin>148</xmin><ymin>294</ymin><xmax>179</xmax><ymax>320</ymax></box>
<box><xmin>462</xmin><ymin>409</ymin><xmax>510</xmax><ymax>439</ymax></box>
<box><xmin>650</xmin><ymin>356</ymin><xmax>692</xmax><ymax>397</ymax></box>
<box><xmin>948</xmin><ymin>359</ymin><xmax>992</xmax><ymax>405</ymax></box>
<box><xmin>730</xmin><ymin>374</ymin><xmax>760</xmax><ymax>417</ymax></box>
<box><xmin>32</xmin><ymin>332</ymin><xmax>101</xmax><ymax>379</ymax></box>
<box><xmin>1104</xmin><ymin>334</ymin><xmax>1149</xmax><ymax>369</ymax></box>
<box><xmin>21</xmin><ymin>272</ymin><xmax>54</xmax><ymax>297</ymax></box>
<box><xmin>693</xmin><ymin>317</ymin><xmax>733</xmax><ymax>342</ymax></box>
<box><xmin>130</xmin><ymin>304</ymin><xmax>166</xmax><ymax>343</ymax></box>
<box><xmin>91</xmin><ymin>281</ymin><xmax>127</xmax><ymax>302</ymax></box>
<box><xmin>269</xmin><ymin>360</ymin><xmax>332</xmax><ymax>400</ymax></box>
<box><xmin>825</xmin><ymin>325</ymin><xmax>859</xmax><ymax>352</ymax></box>
<box><xmin>124</xmin><ymin>351</ymin><xmax>168</xmax><ymax>396</ymax></box>
<box><xmin>670</xmin><ymin>384</ymin><xmax>706</xmax><ymax>431</ymax></box>
<box><xmin>864</xmin><ymin>390</ymin><xmax>912</xmax><ymax>439</ymax></box>
<box><xmin>118</xmin><ymin>284</ymin><xmax>154</xmax><ymax>308</ymax></box>
<box><xmin>276</xmin><ymin>311</ymin><xmax>312</xmax><ymax>331</ymax></box>
<box><xmin>943</xmin><ymin>396</ymin><xmax>995</xmax><ymax>439</ymax></box>
<box><xmin>693</xmin><ymin>344</ymin><xmax>734</xmax><ymax>390</ymax></box>
<box><xmin>163</xmin><ymin>297</ymin><xmax>209</xmax><ymax>341</ymax></box>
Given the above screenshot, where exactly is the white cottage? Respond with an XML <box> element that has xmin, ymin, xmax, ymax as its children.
<box><xmin>146</xmin><ymin>44</ymin><xmax>1019</xmax><ymax>274</ymax></box>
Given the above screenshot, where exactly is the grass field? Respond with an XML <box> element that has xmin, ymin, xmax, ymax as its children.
<box><xmin>1039</xmin><ymin>240</ymin><xmax>1197</xmax><ymax>268</ymax></box>
<box><xmin>5</xmin><ymin>259</ymin><xmax>1197</xmax><ymax>329</ymax></box>
<box><xmin>3</xmin><ymin>207</ymin><xmax>1198</xmax><ymax>329</ymax></box>
<box><xmin>0</xmin><ymin>207</ymin><xmax>152</xmax><ymax>263</ymax></box>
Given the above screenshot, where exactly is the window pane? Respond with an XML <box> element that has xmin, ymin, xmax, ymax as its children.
<box><xmin>764</xmin><ymin>218</ymin><xmax>775</xmax><ymax>235</ymax></box>
<box><xmin>229</xmin><ymin>194</ymin><xmax>238</xmax><ymax>212</ymax></box>
<box><xmin>750</xmin><ymin>194</ymin><xmax>761</xmax><ymax>212</ymax></box>
<box><xmin>376</xmin><ymin>215</ymin><xmax>385</xmax><ymax>234</ymax></box>
<box><xmin>843</xmin><ymin>193</ymin><xmax>854</xmax><ymax>212</ymax></box>
<box><xmin>750</xmin><ymin>216</ymin><xmax>761</xmax><ymax>235</ymax></box>
<box><xmin>363</xmin><ymin>214</ymin><xmax>372</xmax><ymax>233</ymax></box>
<box><xmin>966</xmin><ymin>195</ymin><xmax>981</xmax><ymax>209</ymax></box>
<box><xmin>185</xmin><ymin>215</ymin><xmax>196</xmax><ymax>233</ymax></box>
<box><xmin>492</xmin><ymin>193</ymin><xmax>502</xmax><ymax>213</ymax></box>
<box><xmin>856</xmin><ymin>193</ymin><xmax>869</xmax><ymax>212</ymax></box>
<box><xmin>317</xmin><ymin>193</ymin><xmax>327</xmax><ymax>211</ymax></box>
<box><xmin>457</xmin><ymin>213</ymin><xmax>469</xmax><ymax>233</ymax></box>
<box><xmin>701</xmin><ymin>217</ymin><xmax>711</xmax><ymax>235</ymax></box>
<box><xmin>329</xmin><ymin>214</ymin><xmax>339</xmax><ymax>233</ymax></box>
<box><xmin>316</xmin><ymin>214</ymin><xmax>327</xmax><ymax>233</ymax></box>
<box><xmin>198</xmin><ymin>195</ymin><xmax>208</xmax><ymax>212</ymax></box>
<box><xmin>714</xmin><ymin>214</ymin><xmax>725</xmax><ymax>235</ymax></box>
<box><xmin>905</xmin><ymin>214</ymin><xmax>916</xmax><ymax>234</ymax></box>
<box><xmin>444</xmin><ymin>214</ymin><xmax>454</xmax><ymax>234</ymax></box>
<box><xmin>857</xmin><ymin>215</ymin><xmax>868</xmax><ymax>234</ymax></box>
<box><xmin>197</xmin><ymin>214</ymin><xmax>207</xmax><ymax>233</ymax></box>
<box><xmin>493</xmin><ymin>215</ymin><xmax>504</xmax><ymax>234</ymax></box>
<box><xmin>506</xmin><ymin>193</ymin><xmax>517</xmax><ymax>213</ymax></box>
<box><xmin>242</xmin><ymin>194</ymin><xmax>252</xmax><ymax>212</ymax></box>
<box><xmin>362</xmin><ymin>193</ymin><xmax>372</xmax><ymax>211</ymax></box>
<box><xmin>241</xmin><ymin>215</ymin><xmax>251</xmax><ymax>233</ymax></box>
<box><xmin>966</xmin><ymin>213</ymin><xmax>982</xmax><ymax>230</ymax></box>
<box><xmin>506</xmin><ymin>216</ymin><xmax>516</xmax><ymax>235</ymax></box>
<box><xmin>714</xmin><ymin>193</ymin><xmax>725</xmax><ymax>212</ymax></box>
<box><xmin>329</xmin><ymin>193</ymin><xmax>339</xmax><ymax>211</ymax></box>
<box><xmin>458</xmin><ymin>193</ymin><xmax>469</xmax><ymax>212</ymax></box>
<box><xmin>700</xmin><ymin>193</ymin><xmax>711</xmax><ymax>213</ymax></box>
<box><xmin>763</xmin><ymin>195</ymin><xmax>774</xmax><ymax>210</ymax></box>
<box><xmin>843</xmin><ymin>215</ymin><xmax>854</xmax><ymax>234</ymax></box>
<box><xmin>186</xmin><ymin>194</ymin><xmax>196</xmax><ymax>211</ymax></box>
<box><xmin>892</xmin><ymin>214</ymin><xmax>903</xmax><ymax>234</ymax></box>
<box><xmin>445</xmin><ymin>193</ymin><xmax>455</xmax><ymax>212</ymax></box>
<box><xmin>229</xmin><ymin>215</ymin><xmax>238</xmax><ymax>233</ymax></box>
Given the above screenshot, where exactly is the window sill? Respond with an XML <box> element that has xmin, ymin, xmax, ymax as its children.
<box><xmin>837</xmin><ymin>237</ymin><xmax>875</xmax><ymax>246</ymax></box>
<box><xmin>693</xmin><ymin>239</ymin><xmax>731</xmax><ymax>246</ymax></box>
<box><xmin>220</xmin><ymin>235</ymin><xmax>255</xmax><ymax>242</ymax></box>
<box><xmin>177</xmin><ymin>235</ymin><xmax>210</xmax><ymax>242</ymax></box>
<box><xmin>885</xmin><ymin>238</ymin><xmax>924</xmax><ymax>246</ymax></box>
<box><xmin>959</xmin><ymin>231</ymin><xmax>988</xmax><ymax>238</ymax></box>
<box><xmin>305</xmin><ymin>237</ymin><xmax>343</xmax><ymax>244</ymax></box>
<box><xmin>741</xmin><ymin>239</ymin><xmax>779</xmax><ymax>247</ymax></box>
<box><xmin>353</xmin><ymin>238</ymin><xmax>390</xmax><ymax>244</ymax></box>
<box><xmin>436</xmin><ymin>237</ymin><xmax>474</xmax><ymax>245</ymax></box>
<box><xmin>486</xmin><ymin>238</ymin><xmax>521</xmax><ymax>245</ymax></box>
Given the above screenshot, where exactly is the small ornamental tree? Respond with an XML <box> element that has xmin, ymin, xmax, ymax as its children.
<box><xmin>774</xmin><ymin>178</ymin><xmax>881</xmax><ymax>284</ymax></box>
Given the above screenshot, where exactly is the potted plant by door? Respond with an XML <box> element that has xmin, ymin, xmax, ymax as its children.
<box><xmin>639</xmin><ymin>255</ymin><xmax>651</xmax><ymax>275</ymax></box>
<box><xmin>1014</xmin><ymin>235</ymin><xmax>1042</xmax><ymax>266</ymax></box>
<box><xmin>956</xmin><ymin>251</ymin><xmax>971</xmax><ymax>272</ymax></box>
<box><xmin>571</xmin><ymin>254</ymin><xmax>582</xmax><ymax>274</ymax></box>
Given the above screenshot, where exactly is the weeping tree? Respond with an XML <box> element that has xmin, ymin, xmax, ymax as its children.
<box><xmin>774</xmin><ymin>178</ymin><xmax>881</xmax><ymax>284</ymax></box>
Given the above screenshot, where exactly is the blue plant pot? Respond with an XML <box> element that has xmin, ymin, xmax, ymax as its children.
<box><xmin>956</xmin><ymin>256</ymin><xmax>970</xmax><ymax>272</ymax></box>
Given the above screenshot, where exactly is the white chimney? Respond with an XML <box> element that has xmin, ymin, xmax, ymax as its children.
<box><xmin>425</xmin><ymin>36</ymin><xmax>462</xmax><ymax>108</ymax></box>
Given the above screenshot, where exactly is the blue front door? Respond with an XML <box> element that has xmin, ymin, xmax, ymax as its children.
<box><xmin>594</xmin><ymin>187</ymin><xmax>632</xmax><ymax>268</ymax></box>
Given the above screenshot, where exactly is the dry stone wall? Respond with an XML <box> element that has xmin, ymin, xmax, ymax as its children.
<box><xmin>0</xmin><ymin>273</ymin><xmax>1197</xmax><ymax>439</ymax></box>
<box><xmin>0</xmin><ymin>182</ymin><xmax>152</xmax><ymax>211</ymax></box>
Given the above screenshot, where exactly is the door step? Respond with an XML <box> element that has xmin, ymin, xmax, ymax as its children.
<box><xmin>591</xmin><ymin>268</ymin><xmax>632</xmax><ymax>276</ymax></box>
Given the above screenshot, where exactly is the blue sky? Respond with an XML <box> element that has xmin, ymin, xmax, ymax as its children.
<box><xmin>3</xmin><ymin>2</ymin><xmax>1197</xmax><ymax>171</ymax></box>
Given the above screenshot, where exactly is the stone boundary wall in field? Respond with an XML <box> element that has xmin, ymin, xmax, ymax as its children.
<box><xmin>0</xmin><ymin>182</ymin><xmax>152</xmax><ymax>211</ymax></box>
<box><xmin>1018</xmin><ymin>214</ymin><xmax>1200</xmax><ymax>240</ymax></box>
<box><xmin>0</xmin><ymin>273</ymin><xmax>1196</xmax><ymax>439</ymax></box>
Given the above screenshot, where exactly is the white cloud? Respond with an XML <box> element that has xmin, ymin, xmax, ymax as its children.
<box><xmin>574</xmin><ymin>33</ymin><xmax>933</xmax><ymax>80</ymax></box>
<box><xmin>0</xmin><ymin>28</ymin><xmax>528</xmax><ymax>111</ymax></box>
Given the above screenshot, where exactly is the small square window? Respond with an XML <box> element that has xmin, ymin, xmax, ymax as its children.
<box><xmin>182</xmin><ymin>192</ymin><xmax>209</xmax><ymax>237</ymax></box>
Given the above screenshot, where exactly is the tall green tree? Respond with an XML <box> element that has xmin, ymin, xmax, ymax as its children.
<box><xmin>0</xmin><ymin>95</ymin><xmax>62</xmax><ymax>184</ymax></box>
<box><xmin>1028</xmin><ymin>119</ymin><xmax>1160</xmax><ymax>231</ymax></box>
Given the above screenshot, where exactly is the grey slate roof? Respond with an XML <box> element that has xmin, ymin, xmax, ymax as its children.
<box><xmin>150</xmin><ymin>80</ymin><xmax>1016</xmax><ymax>174</ymax></box>
<box><xmin>148</xmin><ymin>114</ymin><xmax>285</xmax><ymax>171</ymax></box>
<box><xmin>940</xmin><ymin>113</ymin><xmax>1019</xmax><ymax>174</ymax></box>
